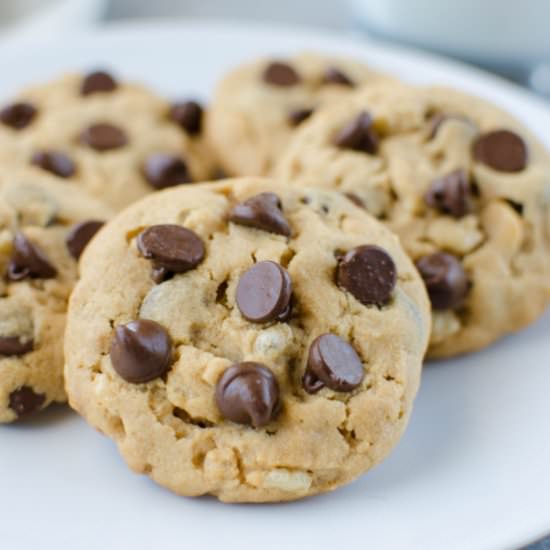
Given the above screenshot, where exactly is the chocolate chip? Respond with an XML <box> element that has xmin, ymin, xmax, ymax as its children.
<box><xmin>288</xmin><ymin>107</ymin><xmax>314</xmax><ymax>127</ymax></box>
<box><xmin>336</xmin><ymin>245</ymin><xmax>396</xmax><ymax>307</ymax></box>
<box><xmin>80</xmin><ymin>123</ymin><xmax>128</xmax><ymax>151</ymax></box>
<box><xmin>323</xmin><ymin>67</ymin><xmax>355</xmax><ymax>87</ymax></box>
<box><xmin>137</xmin><ymin>224</ymin><xmax>205</xmax><ymax>283</ymax></box>
<box><xmin>170</xmin><ymin>101</ymin><xmax>203</xmax><ymax>135</ymax></box>
<box><xmin>302</xmin><ymin>370</ymin><xmax>325</xmax><ymax>394</ymax></box>
<box><xmin>0</xmin><ymin>336</ymin><xmax>33</xmax><ymax>356</ymax></box>
<box><xmin>0</xmin><ymin>102</ymin><xmax>37</xmax><ymax>130</ymax></box>
<box><xmin>230</xmin><ymin>192</ymin><xmax>291</xmax><ymax>236</ymax></box>
<box><xmin>263</xmin><ymin>62</ymin><xmax>301</xmax><ymax>86</ymax></box>
<box><xmin>334</xmin><ymin>111</ymin><xmax>379</xmax><ymax>154</ymax></box>
<box><xmin>236</xmin><ymin>261</ymin><xmax>292</xmax><ymax>323</ymax></box>
<box><xmin>143</xmin><ymin>154</ymin><xmax>191</xmax><ymax>189</ymax></box>
<box><xmin>110</xmin><ymin>319</ymin><xmax>173</xmax><ymax>383</ymax></box>
<box><xmin>81</xmin><ymin>71</ymin><xmax>118</xmax><ymax>95</ymax></box>
<box><xmin>7</xmin><ymin>233</ymin><xmax>57</xmax><ymax>281</ymax></box>
<box><xmin>425</xmin><ymin>169</ymin><xmax>471</xmax><ymax>218</ymax></box>
<box><xmin>416</xmin><ymin>252</ymin><xmax>469</xmax><ymax>310</ymax></box>
<box><xmin>473</xmin><ymin>130</ymin><xmax>527</xmax><ymax>172</ymax></box>
<box><xmin>303</xmin><ymin>334</ymin><xmax>364</xmax><ymax>393</ymax></box>
<box><xmin>66</xmin><ymin>220</ymin><xmax>104</xmax><ymax>259</ymax></box>
<box><xmin>9</xmin><ymin>386</ymin><xmax>45</xmax><ymax>418</ymax></box>
<box><xmin>215</xmin><ymin>363</ymin><xmax>280</xmax><ymax>427</ymax></box>
<box><xmin>31</xmin><ymin>151</ymin><xmax>76</xmax><ymax>178</ymax></box>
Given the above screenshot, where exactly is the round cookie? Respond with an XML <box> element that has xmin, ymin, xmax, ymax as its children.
<box><xmin>0</xmin><ymin>71</ymin><xmax>216</xmax><ymax>211</ymax></box>
<box><xmin>0</xmin><ymin>170</ymin><xmax>113</xmax><ymax>423</ymax></box>
<box><xmin>64</xmin><ymin>178</ymin><xmax>430</xmax><ymax>503</ymax></box>
<box><xmin>276</xmin><ymin>81</ymin><xmax>550</xmax><ymax>357</ymax></box>
<box><xmin>206</xmin><ymin>53</ymin><xmax>391</xmax><ymax>176</ymax></box>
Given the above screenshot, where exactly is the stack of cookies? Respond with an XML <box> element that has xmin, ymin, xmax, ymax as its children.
<box><xmin>1</xmin><ymin>54</ymin><xmax>549</xmax><ymax>503</ymax></box>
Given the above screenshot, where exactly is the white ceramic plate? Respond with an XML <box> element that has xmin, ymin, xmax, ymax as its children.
<box><xmin>0</xmin><ymin>20</ymin><xmax>549</xmax><ymax>550</ymax></box>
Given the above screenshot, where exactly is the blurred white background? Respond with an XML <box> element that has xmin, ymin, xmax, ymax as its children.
<box><xmin>1</xmin><ymin>0</ymin><xmax>548</xmax><ymax>98</ymax></box>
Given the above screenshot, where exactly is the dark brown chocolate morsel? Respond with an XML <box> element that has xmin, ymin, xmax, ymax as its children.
<box><xmin>336</xmin><ymin>245</ymin><xmax>396</xmax><ymax>307</ymax></box>
<box><xmin>215</xmin><ymin>362</ymin><xmax>280</xmax><ymax>427</ymax></box>
<box><xmin>9</xmin><ymin>386</ymin><xmax>45</xmax><ymax>418</ymax></box>
<box><xmin>66</xmin><ymin>220</ymin><xmax>104</xmax><ymax>260</ymax></box>
<box><xmin>473</xmin><ymin>130</ymin><xmax>528</xmax><ymax>172</ymax></box>
<box><xmin>323</xmin><ymin>67</ymin><xmax>355</xmax><ymax>87</ymax></box>
<box><xmin>236</xmin><ymin>261</ymin><xmax>292</xmax><ymax>323</ymax></box>
<box><xmin>0</xmin><ymin>102</ymin><xmax>37</xmax><ymax>130</ymax></box>
<box><xmin>31</xmin><ymin>151</ymin><xmax>76</xmax><ymax>178</ymax></box>
<box><xmin>0</xmin><ymin>336</ymin><xmax>33</xmax><ymax>356</ymax></box>
<box><xmin>263</xmin><ymin>62</ymin><xmax>301</xmax><ymax>86</ymax></box>
<box><xmin>143</xmin><ymin>154</ymin><xmax>192</xmax><ymax>189</ymax></box>
<box><xmin>334</xmin><ymin>111</ymin><xmax>379</xmax><ymax>154</ymax></box>
<box><xmin>170</xmin><ymin>101</ymin><xmax>203</xmax><ymax>135</ymax></box>
<box><xmin>425</xmin><ymin>168</ymin><xmax>471</xmax><ymax>218</ymax></box>
<box><xmin>80</xmin><ymin>123</ymin><xmax>128</xmax><ymax>151</ymax></box>
<box><xmin>303</xmin><ymin>333</ymin><xmax>364</xmax><ymax>393</ymax></box>
<box><xmin>7</xmin><ymin>232</ymin><xmax>57</xmax><ymax>281</ymax></box>
<box><xmin>110</xmin><ymin>319</ymin><xmax>173</xmax><ymax>383</ymax></box>
<box><xmin>416</xmin><ymin>252</ymin><xmax>469</xmax><ymax>310</ymax></box>
<box><xmin>137</xmin><ymin>224</ymin><xmax>205</xmax><ymax>283</ymax></box>
<box><xmin>288</xmin><ymin>107</ymin><xmax>314</xmax><ymax>127</ymax></box>
<box><xmin>81</xmin><ymin>71</ymin><xmax>118</xmax><ymax>95</ymax></box>
<box><xmin>230</xmin><ymin>192</ymin><xmax>291</xmax><ymax>236</ymax></box>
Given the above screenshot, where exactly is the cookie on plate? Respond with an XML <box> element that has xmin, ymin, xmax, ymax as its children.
<box><xmin>206</xmin><ymin>53</ymin><xmax>391</xmax><ymax>177</ymax></box>
<box><xmin>0</xmin><ymin>170</ymin><xmax>112</xmax><ymax>423</ymax></box>
<box><xmin>0</xmin><ymin>70</ymin><xmax>216</xmax><ymax>211</ymax></box>
<box><xmin>276</xmin><ymin>81</ymin><xmax>550</xmax><ymax>357</ymax></box>
<box><xmin>64</xmin><ymin>178</ymin><xmax>430</xmax><ymax>502</ymax></box>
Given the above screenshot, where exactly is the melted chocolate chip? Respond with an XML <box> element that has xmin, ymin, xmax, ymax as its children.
<box><xmin>473</xmin><ymin>130</ymin><xmax>528</xmax><ymax>172</ymax></box>
<box><xmin>236</xmin><ymin>261</ymin><xmax>292</xmax><ymax>323</ymax></box>
<box><xmin>336</xmin><ymin>245</ymin><xmax>396</xmax><ymax>307</ymax></box>
<box><xmin>110</xmin><ymin>319</ymin><xmax>173</xmax><ymax>383</ymax></box>
<box><xmin>230</xmin><ymin>192</ymin><xmax>291</xmax><ymax>236</ymax></box>
<box><xmin>7</xmin><ymin>233</ymin><xmax>57</xmax><ymax>281</ymax></box>
<box><xmin>303</xmin><ymin>334</ymin><xmax>364</xmax><ymax>393</ymax></box>
<box><xmin>9</xmin><ymin>386</ymin><xmax>45</xmax><ymax>418</ymax></box>
<box><xmin>66</xmin><ymin>220</ymin><xmax>104</xmax><ymax>259</ymax></box>
<box><xmin>416</xmin><ymin>252</ymin><xmax>469</xmax><ymax>310</ymax></box>
<box><xmin>323</xmin><ymin>67</ymin><xmax>355</xmax><ymax>87</ymax></box>
<box><xmin>80</xmin><ymin>123</ymin><xmax>128</xmax><ymax>151</ymax></box>
<box><xmin>0</xmin><ymin>102</ymin><xmax>37</xmax><ymax>130</ymax></box>
<box><xmin>81</xmin><ymin>71</ymin><xmax>118</xmax><ymax>95</ymax></box>
<box><xmin>143</xmin><ymin>154</ymin><xmax>191</xmax><ymax>189</ymax></box>
<box><xmin>334</xmin><ymin>111</ymin><xmax>379</xmax><ymax>154</ymax></box>
<box><xmin>263</xmin><ymin>62</ymin><xmax>301</xmax><ymax>86</ymax></box>
<box><xmin>288</xmin><ymin>107</ymin><xmax>314</xmax><ymax>127</ymax></box>
<box><xmin>31</xmin><ymin>151</ymin><xmax>76</xmax><ymax>178</ymax></box>
<box><xmin>137</xmin><ymin>224</ymin><xmax>205</xmax><ymax>283</ymax></box>
<box><xmin>425</xmin><ymin>169</ymin><xmax>471</xmax><ymax>218</ymax></box>
<box><xmin>215</xmin><ymin>363</ymin><xmax>280</xmax><ymax>427</ymax></box>
<box><xmin>0</xmin><ymin>336</ymin><xmax>33</xmax><ymax>356</ymax></box>
<box><xmin>170</xmin><ymin>101</ymin><xmax>203</xmax><ymax>135</ymax></box>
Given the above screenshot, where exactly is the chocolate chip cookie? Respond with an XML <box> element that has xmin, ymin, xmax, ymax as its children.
<box><xmin>206</xmin><ymin>53</ymin><xmax>391</xmax><ymax>177</ymax></box>
<box><xmin>0</xmin><ymin>71</ymin><xmax>215</xmax><ymax>211</ymax></box>
<box><xmin>0</xmin><ymin>170</ymin><xmax>112</xmax><ymax>423</ymax></box>
<box><xmin>276</xmin><ymin>82</ymin><xmax>550</xmax><ymax>357</ymax></box>
<box><xmin>64</xmin><ymin>178</ymin><xmax>430</xmax><ymax>502</ymax></box>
